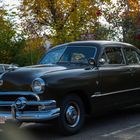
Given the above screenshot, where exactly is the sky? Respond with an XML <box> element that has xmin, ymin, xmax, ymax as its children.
<box><xmin>2</xmin><ymin>0</ymin><xmax>20</xmax><ymax>12</ymax></box>
<box><xmin>3</xmin><ymin>0</ymin><xmax>20</xmax><ymax>7</ymax></box>
<box><xmin>3</xmin><ymin>0</ymin><xmax>117</xmax><ymax>9</ymax></box>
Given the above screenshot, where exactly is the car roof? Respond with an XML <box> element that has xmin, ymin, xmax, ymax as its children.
<box><xmin>48</xmin><ymin>40</ymin><xmax>135</xmax><ymax>52</ymax></box>
<box><xmin>67</xmin><ymin>40</ymin><xmax>134</xmax><ymax>46</ymax></box>
<box><xmin>56</xmin><ymin>40</ymin><xmax>134</xmax><ymax>47</ymax></box>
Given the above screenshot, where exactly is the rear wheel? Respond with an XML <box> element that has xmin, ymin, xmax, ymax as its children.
<box><xmin>58</xmin><ymin>95</ymin><xmax>85</xmax><ymax>135</ymax></box>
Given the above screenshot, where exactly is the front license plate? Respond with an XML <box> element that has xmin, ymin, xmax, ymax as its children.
<box><xmin>0</xmin><ymin>117</ymin><xmax>6</xmax><ymax>124</ymax></box>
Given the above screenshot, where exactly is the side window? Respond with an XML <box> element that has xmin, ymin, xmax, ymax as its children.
<box><xmin>101</xmin><ymin>47</ymin><xmax>124</xmax><ymax>64</ymax></box>
<box><xmin>59</xmin><ymin>46</ymin><xmax>96</xmax><ymax>63</ymax></box>
<box><xmin>124</xmin><ymin>48</ymin><xmax>140</xmax><ymax>64</ymax></box>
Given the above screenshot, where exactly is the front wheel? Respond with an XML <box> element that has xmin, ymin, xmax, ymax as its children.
<box><xmin>58</xmin><ymin>95</ymin><xmax>85</xmax><ymax>135</ymax></box>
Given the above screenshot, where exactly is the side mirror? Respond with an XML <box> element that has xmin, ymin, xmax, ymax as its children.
<box><xmin>88</xmin><ymin>58</ymin><xmax>96</xmax><ymax>66</ymax></box>
<box><xmin>99</xmin><ymin>58</ymin><xmax>106</xmax><ymax>65</ymax></box>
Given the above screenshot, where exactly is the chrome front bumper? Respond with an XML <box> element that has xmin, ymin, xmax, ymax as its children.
<box><xmin>0</xmin><ymin>96</ymin><xmax>60</xmax><ymax>123</ymax></box>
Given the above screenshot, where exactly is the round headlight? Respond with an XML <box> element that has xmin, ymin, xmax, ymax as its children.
<box><xmin>32</xmin><ymin>78</ymin><xmax>45</xmax><ymax>93</ymax></box>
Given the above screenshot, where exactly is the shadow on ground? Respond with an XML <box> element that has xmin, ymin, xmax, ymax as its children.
<box><xmin>1</xmin><ymin>105</ymin><xmax>140</xmax><ymax>140</ymax></box>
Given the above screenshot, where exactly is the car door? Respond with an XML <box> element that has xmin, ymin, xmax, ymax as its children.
<box><xmin>98</xmin><ymin>46</ymin><xmax>132</xmax><ymax>108</ymax></box>
<box><xmin>123</xmin><ymin>47</ymin><xmax>140</xmax><ymax>104</ymax></box>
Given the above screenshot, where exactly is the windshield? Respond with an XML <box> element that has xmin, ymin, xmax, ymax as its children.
<box><xmin>40</xmin><ymin>45</ymin><xmax>96</xmax><ymax>65</ymax></box>
<box><xmin>40</xmin><ymin>46</ymin><xmax>66</xmax><ymax>64</ymax></box>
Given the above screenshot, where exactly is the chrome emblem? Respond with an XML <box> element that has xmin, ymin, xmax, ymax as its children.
<box><xmin>0</xmin><ymin>80</ymin><xmax>3</xmax><ymax>86</ymax></box>
<box><xmin>15</xmin><ymin>97</ymin><xmax>27</xmax><ymax>109</ymax></box>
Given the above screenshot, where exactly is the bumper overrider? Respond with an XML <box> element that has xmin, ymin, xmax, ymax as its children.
<box><xmin>0</xmin><ymin>92</ymin><xmax>60</xmax><ymax>124</ymax></box>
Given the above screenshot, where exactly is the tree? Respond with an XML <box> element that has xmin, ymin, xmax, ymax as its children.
<box><xmin>0</xmin><ymin>2</ymin><xmax>16</xmax><ymax>64</ymax></box>
<box><xmin>0</xmin><ymin>1</ymin><xmax>28</xmax><ymax>66</ymax></box>
<box><xmin>14</xmin><ymin>37</ymin><xmax>45</xmax><ymax>66</ymax></box>
<box><xmin>102</xmin><ymin>0</ymin><xmax>140</xmax><ymax>47</ymax></box>
<box><xmin>19</xmin><ymin>0</ymin><xmax>111</xmax><ymax>45</ymax></box>
<box><xmin>122</xmin><ymin>0</ymin><xmax>140</xmax><ymax>47</ymax></box>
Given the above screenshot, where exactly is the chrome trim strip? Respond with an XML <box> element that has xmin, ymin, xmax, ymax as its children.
<box><xmin>91</xmin><ymin>87</ymin><xmax>140</xmax><ymax>98</ymax></box>
<box><xmin>0</xmin><ymin>99</ymin><xmax>60</xmax><ymax>122</ymax></box>
<box><xmin>0</xmin><ymin>101</ymin><xmax>14</xmax><ymax>106</ymax></box>
<box><xmin>0</xmin><ymin>112</ymin><xmax>13</xmax><ymax>120</ymax></box>
<box><xmin>16</xmin><ymin>108</ymin><xmax>60</xmax><ymax>122</ymax></box>
<box><xmin>12</xmin><ymin>100</ymin><xmax>56</xmax><ymax>109</ymax></box>
<box><xmin>0</xmin><ymin>91</ymin><xmax>40</xmax><ymax>101</ymax></box>
<box><xmin>0</xmin><ymin>109</ymin><xmax>60</xmax><ymax>122</ymax></box>
<box><xmin>0</xmin><ymin>91</ymin><xmax>38</xmax><ymax>95</ymax></box>
<box><xmin>26</xmin><ymin>100</ymin><xmax>56</xmax><ymax>107</ymax></box>
<box><xmin>33</xmin><ymin>94</ymin><xmax>40</xmax><ymax>101</ymax></box>
<box><xmin>0</xmin><ymin>100</ymin><xmax>56</xmax><ymax>109</ymax></box>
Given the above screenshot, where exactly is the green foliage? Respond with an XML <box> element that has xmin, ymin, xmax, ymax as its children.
<box><xmin>1</xmin><ymin>0</ymin><xmax>140</xmax><ymax>66</ymax></box>
<box><xmin>103</xmin><ymin>0</ymin><xmax>140</xmax><ymax>47</ymax></box>
<box><xmin>0</xmin><ymin>5</ymin><xmax>16</xmax><ymax>64</ymax></box>
<box><xmin>121</xmin><ymin>0</ymin><xmax>140</xmax><ymax>48</ymax></box>
<box><xmin>20</xmin><ymin>0</ymin><xmax>111</xmax><ymax>45</ymax></box>
<box><xmin>0</xmin><ymin>1</ymin><xmax>45</xmax><ymax>66</ymax></box>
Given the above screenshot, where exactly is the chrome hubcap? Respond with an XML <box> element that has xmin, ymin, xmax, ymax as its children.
<box><xmin>65</xmin><ymin>104</ymin><xmax>80</xmax><ymax>127</ymax></box>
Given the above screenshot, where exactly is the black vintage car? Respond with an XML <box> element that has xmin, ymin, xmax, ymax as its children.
<box><xmin>0</xmin><ymin>41</ymin><xmax>140</xmax><ymax>135</ymax></box>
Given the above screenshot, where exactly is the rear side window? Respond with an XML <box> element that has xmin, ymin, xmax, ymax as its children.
<box><xmin>123</xmin><ymin>48</ymin><xmax>140</xmax><ymax>64</ymax></box>
<box><xmin>101</xmin><ymin>47</ymin><xmax>125</xmax><ymax>64</ymax></box>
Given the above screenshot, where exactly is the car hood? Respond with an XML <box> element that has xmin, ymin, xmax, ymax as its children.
<box><xmin>10</xmin><ymin>64</ymin><xmax>67</xmax><ymax>77</ymax></box>
<box><xmin>0</xmin><ymin>64</ymin><xmax>68</xmax><ymax>91</ymax></box>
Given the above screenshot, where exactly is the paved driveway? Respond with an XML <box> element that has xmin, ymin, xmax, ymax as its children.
<box><xmin>1</xmin><ymin>106</ymin><xmax>140</xmax><ymax>140</ymax></box>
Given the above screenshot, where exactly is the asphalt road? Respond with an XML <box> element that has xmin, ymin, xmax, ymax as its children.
<box><xmin>1</xmin><ymin>106</ymin><xmax>140</xmax><ymax>140</ymax></box>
